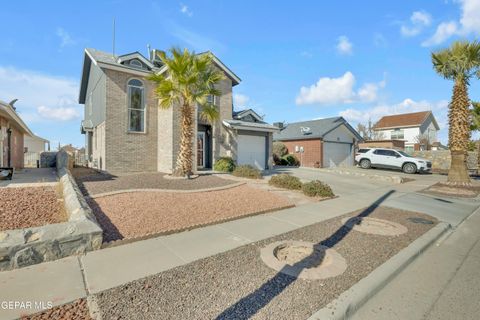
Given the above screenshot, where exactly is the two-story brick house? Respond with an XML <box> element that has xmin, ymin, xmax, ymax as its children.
<box><xmin>79</xmin><ymin>48</ymin><xmax>277</xmax><ymax>173</ymax></box>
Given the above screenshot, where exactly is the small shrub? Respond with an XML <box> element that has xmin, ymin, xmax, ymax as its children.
<box><xmin>280</xmin><ymin>158</ymin><xmax>289</xmax><ymax>165</ymax></box>
<box><xmin>232</xmin><ymin>165</ymin><xmax>262</xmax><ymax>179</ymax></box>
<box><xmin>213</xmin><ymin>157</ymin><xmax>236</xmax><ymax>172</ymax></box>
<box><xmin>269</xmin><ymin>174</ymin><xmax>302</xmax><ymax>190</ymax></box>
<box><xmin>282</xmin><ymin>154</ymin><xmax>300</xmax><ymax>166</ymax></box>
<box><xmin>273</xmin><ymin>142</ymin><xmax>288</xmax><ymax>158</ymax></box>
<box><xmin>302</xmin><ymin>180</ymin><xmax>335</xmax><ymax>198</ymax></box>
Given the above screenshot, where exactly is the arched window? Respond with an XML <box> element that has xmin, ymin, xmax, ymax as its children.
<box><xmin>127</xmin><ymin>79</ymin><xmax>145</xmax><ymax>132</ymax></box>
<box><xmin>129</xmin><ymin>59</ymin><xmax>143</xmax><ymax>69</ymax></box>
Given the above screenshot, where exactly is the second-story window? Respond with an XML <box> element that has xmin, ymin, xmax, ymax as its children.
<box><xmin>391</xmin><ymin>129</ymin><xmax>404</xmax><ymax>140</ymax></box>
<box><xmin>127</xmin><ymin>79</ymin><xmax>145</xmax><ymax>132</ymax></box>
<box><xmin>207</xmin><ymin>94</ymin><xmax>216</xmax><ymax>105</ymax></box>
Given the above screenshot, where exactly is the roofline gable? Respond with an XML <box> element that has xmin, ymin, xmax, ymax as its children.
<box><xmin>116</xmin><ymin>52</ymin><xmax>154</xmax><ymax>69</ymax></box>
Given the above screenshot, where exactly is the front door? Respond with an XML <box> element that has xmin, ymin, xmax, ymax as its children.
<box><xmin>197</xmin><ymin>132</ymin><xmax>205</xmax><ymax>168</ymax></box>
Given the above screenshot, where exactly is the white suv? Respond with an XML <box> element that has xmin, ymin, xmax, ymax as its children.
<box><xmin>355</xmin><ymin>148</ymin><xmax>432</xmax><ymax>174</ymax></box>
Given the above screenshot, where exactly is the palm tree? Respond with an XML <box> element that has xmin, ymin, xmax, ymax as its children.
<box><xmin>148</xmin><ymin>48</ymin><xmax>224</xmax><ymax>177</ymax></box>
<box><xmin>432</xmin><ymin>40</ymin><xmax>480</xmax><ymax>184</ymax></box>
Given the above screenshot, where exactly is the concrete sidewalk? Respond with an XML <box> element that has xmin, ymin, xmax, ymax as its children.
<box><xmin>0</xmin><ymin>180</ymin><xmax>478</xmax><ymax>319</ymax></box>
<box><xmin>352</xmin><ymin>206</ymin><xmax>480</xmax><ymax>320</ymax></box>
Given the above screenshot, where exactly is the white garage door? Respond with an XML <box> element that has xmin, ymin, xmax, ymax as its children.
<box><xmin>237</xmin><ymin>134</ymin><xmax>266</xmax><ymax>170</ymax></box>
<box><xmin>323</xmin><ymin>142</ymin><xmax>352</xmax><ymax>168</ymax></box>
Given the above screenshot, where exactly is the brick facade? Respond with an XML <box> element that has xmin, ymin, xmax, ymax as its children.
<box><xmin>104</xmin><ymin>69</ymin><xmax>158</xmax><ymax>173</ymax></box>
<box><xmin>0</xmin><ymin>116</ymin><xmax>24</xmax><ymax>169</ymax></box>
<box><xmin>282</xmin><ymin>139</ymin><xmax>323</xmax><ymax>168</ymax></box>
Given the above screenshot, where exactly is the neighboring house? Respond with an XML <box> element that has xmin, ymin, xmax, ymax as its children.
<box><xmin>358</xmin><ymin>139</ymin><xmax>405</xmax><ymax>151</ymax></box>
<box><xmin>0</xmin><ymin>99</ymin><xmax>33</xmax><ymax>169</ymax></box>
<box><xmin>273</xmin><ymin>117</ymin><xmax>362</xmax><ymax>168</ymax></box>
<box><xmin>78</xmin><ymin>48</ymin><xmax>278</xmax><ymax>173</ymax></box>
<box><xmin>24</xmin><ymin>134</ymin><xmax>50</xmax><ymax>168</ymax></box>
<box><xmin>24</xmin><ymin>135</ymin><xmax>49</xmax><ymax>153</ymax></box>
<box><xmin>373</xmin><ymin>111</ymin><xmax>440</xmax><ymax>153</ymax></box>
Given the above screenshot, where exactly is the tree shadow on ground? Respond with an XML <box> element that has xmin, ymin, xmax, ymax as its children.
<box><xmin>215</xmin><ymin>190</ymin><xmax>396</xmax><ymax>320</ymax></box>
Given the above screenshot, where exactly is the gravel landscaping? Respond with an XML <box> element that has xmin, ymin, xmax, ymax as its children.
<box><xmin>421</xmin><ymin>182</ymin><xmax>480</xmax><ymax>198</ymax></box>
<box><xmin>72</xmin><ymin>168</ymin><xmax>237</xmax><ymax>197</ymax></box>
<box><xmin>89</xmin><ymin>185</ymin><xmax>294</xmax><ymax>243</ymax></box>
<box><xmin>0</xmin><ymin>186</ymin><xmax>67</xmax><ymax>231</ymax></box>
<box><xmin>94</xmin><ymin>206</ymin><xmax>437</xmax><ymax>319</ymax></box>
<box><xmin>21</xmin><ymin>299</ymin><xmax>91</xmax><ymax>320</ymax></box>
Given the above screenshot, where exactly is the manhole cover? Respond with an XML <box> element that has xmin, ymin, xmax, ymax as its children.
<box><xmin>341</xmin><ymin>217</ymin><xmax>408</xmax><ymax>236</ymax></box>
<box><xmin>260</xmin><ymin>241</ymin><xmax>347</xmax><ymax>280</ymax></box>
<box><xmin>407</xmin><ymin>217</ymin><xmax>434</xmax><ymax>225</ymax></box>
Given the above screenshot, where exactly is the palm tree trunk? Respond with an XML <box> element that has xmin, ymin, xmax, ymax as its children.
<box><xmin>174</xmin><ymin>103</ymin><xmax>194</xmax><ymax>177</ymax></box>
<box><xmin>447</xmin><ymin>78</ymin><xmax>471</xmax><ymax>184</ymax></box>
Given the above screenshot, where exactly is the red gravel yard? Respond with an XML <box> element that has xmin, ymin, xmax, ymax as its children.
<box><xmin>0</xmin><ymin>186</ymin><xmax>67</xmax><ymax>232</ymax></box>
<box><xmin>89</xmin><ymin>185</ymin><xmax>294</xmax><ymax>243</ymax></box>
<box><xmin>72</xmin><ymin>168</ymin><xmax>237</xmax><ymax>197</ymax></box>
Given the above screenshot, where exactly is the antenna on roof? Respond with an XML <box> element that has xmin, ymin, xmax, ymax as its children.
<box><xmin>112</xmin><ymin>18</ymin><xmax>116</xmax><ymax>57</ymax></box>
<box><xmin>147</xmin><ymin>44</ymin><xmax>151</xmax><ymax>59</ymax></box>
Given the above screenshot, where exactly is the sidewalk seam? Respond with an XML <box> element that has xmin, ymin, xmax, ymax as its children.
<box><xmin>77</xmin><ymin>256</ymin><xmax>90</xmax><ymax>296</ymax></box>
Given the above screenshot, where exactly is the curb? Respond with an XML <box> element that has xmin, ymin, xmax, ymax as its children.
<box><xmin>308</xmin><ymin>221</ymin><xmax>451</xmax><ymax>320</ymax></box>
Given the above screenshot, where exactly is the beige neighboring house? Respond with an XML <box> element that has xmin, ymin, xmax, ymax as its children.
<box><xmin>24</xmin><ymin>134</ymin><xmax>50</xmax><ymax>153</ymax></box>
<box><xmin>78</xmin><ymin>48</ymin><xmax>278</xmax><ymax>173</ymax></box>
<box><xmin>24</xmin><ymin>134</ymin><xmax>50</xmax><ymax>168</ymax></box>
<box><xmin>373</xmin><ymin>111</ymin><xmax>440</xmax><ymax>153</ymax></box>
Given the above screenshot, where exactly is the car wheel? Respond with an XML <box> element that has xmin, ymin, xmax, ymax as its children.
<box><xmin>402</xmin><ymin>163</ymin><xmax>417</xmax><ymax>174</ymax></box>
<box><xmin>360</xmin><ymin>159</ymin><xmax>371</xmax><ymax>169</ymax></box>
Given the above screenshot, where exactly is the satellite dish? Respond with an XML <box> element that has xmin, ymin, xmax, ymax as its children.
<box><xmin>300</xmin><ymin>126</ymin><xmax>312</xmax><ymax>135</ymax></box>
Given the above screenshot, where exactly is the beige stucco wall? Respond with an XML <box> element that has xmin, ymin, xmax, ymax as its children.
<box><xmin>92</xmin><ymin>121</ymin><xmax>106</xmax><ymax>170</ymax></box>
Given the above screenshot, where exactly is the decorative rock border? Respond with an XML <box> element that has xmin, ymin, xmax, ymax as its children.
<box><xmin>341</xmin><ymin>217</ymin><xmax>408</xmax><ymax>236</ymax></box>
<box><xmin>87</xmin><ymin>181</ymin><xmax>246</xmax><ymax>199</ymax></box>
<box><xmin>0</xmin><ymin>158</ymin><xmax>103</xmax><ymax>271</ymax></box>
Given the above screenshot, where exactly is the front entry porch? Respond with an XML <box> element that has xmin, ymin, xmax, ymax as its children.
<box><xmin>197</xmin><ymin>124</ymin><xmax>213</xmax><ymax>169</ymax></box>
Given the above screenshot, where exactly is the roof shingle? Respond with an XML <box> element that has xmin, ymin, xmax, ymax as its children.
<box><xmin>374</xmin><ymin>111</ymin><xmax>431</xmax><ymax>129</ymax></box>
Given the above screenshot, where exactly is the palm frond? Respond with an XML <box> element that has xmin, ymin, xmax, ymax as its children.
<box><xmin>199</xmin><ymin>103</ymin><xmax>220</xmax><ymax>124</ymax></box>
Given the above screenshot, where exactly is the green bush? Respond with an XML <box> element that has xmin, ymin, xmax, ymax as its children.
<box><xmin>213</xmin><ymin>157</ymin><xmax>236</xmax><ymax>172</ymax></box>
<box><xmin>302</xmin><ymin>180</ymin><xmax>335</xmax><ymax>198</ymax></box>
<box><xmin>268</xmin><ymin>174</ymin><xmax>302</xmax><ymax>190</ymax></box>
<box><xmin>232</xmin><ymin>165</ymin><xmax>262</xmax><ymax>179</ymax></box>
<box><xmin>282</xmin><ymin>154</ymin><xmax>300</xmax><ymax>166</ymax></box>
<box><xmin>273</xmin><ymin>142</ymin><xmax>288</xmax><ymax>158</ymax></box>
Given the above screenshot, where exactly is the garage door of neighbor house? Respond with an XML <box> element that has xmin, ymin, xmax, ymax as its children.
<box><xmin>323</xmin><ymin>142</ymin><xmax>353</xmax><ymax>168</ymax></box>
<box><xmin>237</xmin><ymin>134</ymin><xmax>266</xmax><ymax>170</ymax></box>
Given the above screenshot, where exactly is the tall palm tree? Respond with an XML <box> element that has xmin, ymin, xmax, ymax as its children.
<box><xmin>149</xmin><ymin>48</ymin><xmax>224</xmax><ymax>177</ymax></box>
<box><xmin>432</xmin><ymin>40</ymin><xmax>480</xmax><ymax>184</ymax></box>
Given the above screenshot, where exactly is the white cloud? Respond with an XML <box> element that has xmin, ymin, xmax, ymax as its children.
<box><xmin>56</xmin><ymin>27</ymin><xmax>76</xmax><ymax>47</ymax></box>
<box><xmin>400</xmin><ymin>10</ymin><xmax>432</xmax><ymax>37</ymax></box>
<box><xmin>339</xmin><ymin>98</ymin><xmax>448</xmax><ymax>129</ymax></box>
<box><xmin>300</xmin><ymin>51</ymin><xmax>313</xmax><ymax>58</ymax></box>
<box><xmin>0</xmin><ymin>66</ymin><xmax>81</xmax><ymax>123</ymax></box>
<box><xmin>423</xmin><ymin>0</ymin><xmax>480</xmax><ymax>46</ymax></box>
<box><xmin>422</xmin><ymin>21</ymin><xmax>458</xmax><ymax>46</ymax></box>
<box><xmin>336</xmin><ymin>36</ymin><xmax>353</xmax><ymax>55</ymax></box>
<box><xmin>180</xmin><ymin>3</ymin><xmax>193</xmax><ymax>17</ymax></box>
<box><xmin>37</xmin><ymin>105</ymin><xmax>80</xmax><ymax>121</ymax></box>
<box><xmin>233</xmin><ymin>94</ymin><xmax>250</xmax><ymax>108</ymax></box>
<box><xmin>295</xmin><ymin>72</ymin><xmax>385</xmax><ymax>105</ymax></box>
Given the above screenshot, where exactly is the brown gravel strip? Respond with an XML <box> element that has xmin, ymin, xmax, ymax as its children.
<box><xmin>94</xmin><ymin>206</ymin><xmax>437</xmax><ymax>320</ymax></box>
<box><xmin>20</xmin><ymin>299</ymin><xmax>91</xmax><ymax>320</ymax></box>
<box><xmin>0</xmin><ymin>186</ymin><xmax>67</xmax><ymax>231</ymax></box>
<box><xmin>72</xmin><ymin>168</ymin><xmax>237</xmax><ymax>197</ymax></box>
<box><xmin>89</xmin><ymin>185</ymin><xmax>293</xmax><ymax>243</ymax></box>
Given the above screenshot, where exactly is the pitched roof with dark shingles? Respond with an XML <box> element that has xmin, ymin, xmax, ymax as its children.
<box><xmin>374</xmin><ymin>111</ymin><xmax>432</xmax><ymax>129</ymax></box>
<box><xmin>273</xmin><ymin>117</ymin><xmax>362</xmax><ymax>141</ymax></box>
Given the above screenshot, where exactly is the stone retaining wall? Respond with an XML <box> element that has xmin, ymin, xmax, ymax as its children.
<box><xmin>412</xmin><ymin>150</ymin><xmax>478</xmax><ymax>173</ymax></box>
<box><xmin>40</xmin><ymin>151</ymin><xmax>57</xmax><ymax>168</ymax></box>
<box><xmin>0</xmin><ymin>167</ymin><xmax>103</xmax><ymax>271</ymax></box>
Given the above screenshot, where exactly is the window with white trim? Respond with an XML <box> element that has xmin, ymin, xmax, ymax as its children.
<box><xmin>129</xmin><ymin>59</ymin><xmax>143</xmax><ymax>69</ymax></box>
<box><xmin>127</xmin><ymin>79</ymin><xmax>145</xmax><ymax>132</ymax></box>
<box><xmin>207</xmin><ymin>94</ymin><xmax>216</xmax><ymax>105</ymax></box>
<box><xmin>391</xmin><ymin>129</ymin><xmax>404</xmax><ymax>140</ymax></box>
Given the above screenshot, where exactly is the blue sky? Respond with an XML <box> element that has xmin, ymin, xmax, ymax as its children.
<box><xmin>1</xmin><ymin>0</ymin><xmax>480</xmax><ymax>148</ymax></box>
